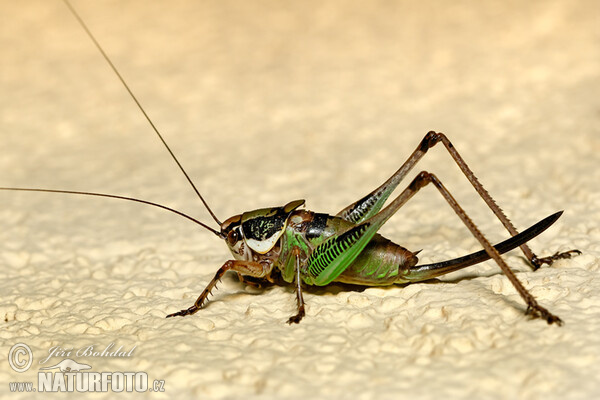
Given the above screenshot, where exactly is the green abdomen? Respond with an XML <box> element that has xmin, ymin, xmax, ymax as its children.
<box><xmin>334</xmin><ymin>234</ymin><xmax>418</xmax><ymax>286</ymax></box>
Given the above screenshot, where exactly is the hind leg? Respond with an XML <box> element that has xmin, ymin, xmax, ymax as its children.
<box><xmin>337</xmin><ymin>131</ymin><xmax>579</xmax><ymax>269</ymax></box>
<box><xmin>359</xmin><ymin>170</ymin><xmax>562</xmax><ymax>325</ymax></box>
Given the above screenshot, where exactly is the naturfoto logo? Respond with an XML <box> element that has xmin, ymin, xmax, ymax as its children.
<box><xmin>8</xmin><ymin>343</ymin><xmax>165</xmax><ymax>394</ymax></box>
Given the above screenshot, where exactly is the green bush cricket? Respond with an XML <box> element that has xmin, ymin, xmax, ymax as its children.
<box><xmin>1</xmin><ymin>0</ymin><xmax>580</xmax><ymax>326</ymax></box>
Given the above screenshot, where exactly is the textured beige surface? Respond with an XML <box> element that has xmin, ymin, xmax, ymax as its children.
<box><xmin>1</xmin><ymin>1</ymin><xmax>599</xmax><ymax>399</ymax></box>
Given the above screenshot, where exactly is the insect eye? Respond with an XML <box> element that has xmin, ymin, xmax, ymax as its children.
<box><xmin>227</xmin><ymin>229</ymin><xmax>239</xmax><ymax>246</ymax></box>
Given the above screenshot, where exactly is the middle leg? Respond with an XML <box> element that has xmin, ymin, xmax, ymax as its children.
<box><xmin>287</xmin><ymin>246</ymin><xmax>306</xmax><ymax>324</ymax></box>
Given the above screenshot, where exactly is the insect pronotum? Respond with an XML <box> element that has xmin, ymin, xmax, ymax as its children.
<box><xmin>1</xmin><ymin>0</ymin><xmax>581</xmax><ymax>325</ymax></box>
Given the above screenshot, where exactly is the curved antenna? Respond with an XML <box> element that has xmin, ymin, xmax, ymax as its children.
<box><xmin>0</xmin><ymin>187</ymin><xmax>225</xmax><ymax>239</ymax></box>
<box><xmin>62</xmin><ymin>0</ymin><xmax>222</xmax><ymax>226</ymax></box>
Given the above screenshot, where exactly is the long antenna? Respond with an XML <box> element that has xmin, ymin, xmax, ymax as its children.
<box><xmin>0</xmin><ymin>187</ymin><xmax>224</xmax><ymax>238</ymax></box>
<box><xmin>62</xmin><ymin>0</ymin><xmax>222</xmax><ymax>226</ymax></box>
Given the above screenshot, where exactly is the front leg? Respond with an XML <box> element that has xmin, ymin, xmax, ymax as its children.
<box><xmin>166</xmin><ymin>260</ymin><xmax>270</xmax><ymax>318</ymax></box>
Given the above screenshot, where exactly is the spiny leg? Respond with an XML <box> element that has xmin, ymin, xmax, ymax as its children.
<box><xmin>166</xmin><ymin>260</ymin><xmax>269</xmax><ymax>318</ymax></box>
<box><xmin>394</xmin><ymin>171</ymin><xmax>563</xmax><ymax>325</ymax></box>
<box><xmin>337</xmin><ymin>135</ymin><xmax>427</xmax><ymax>224</ymax></box>
<box><xmin>337</xmin><ymin>131</ymin><xmax>579</xmax><ymax>269</ymax></box>
<box><xmin>287</xmin><ymin>247</ymin><xmax>306</xmax><ymax>324</ymax></box>
<box><xmin>426</xmin><ymin>132</ymin><xmax>579</xmax><ymax>269</ymax></box>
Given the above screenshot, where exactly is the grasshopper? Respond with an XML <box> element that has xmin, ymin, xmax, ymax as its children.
<box><xmin>1</xmin><ymin>1</ymin><xmax>580</xmax><ymax>326</ymax></box>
